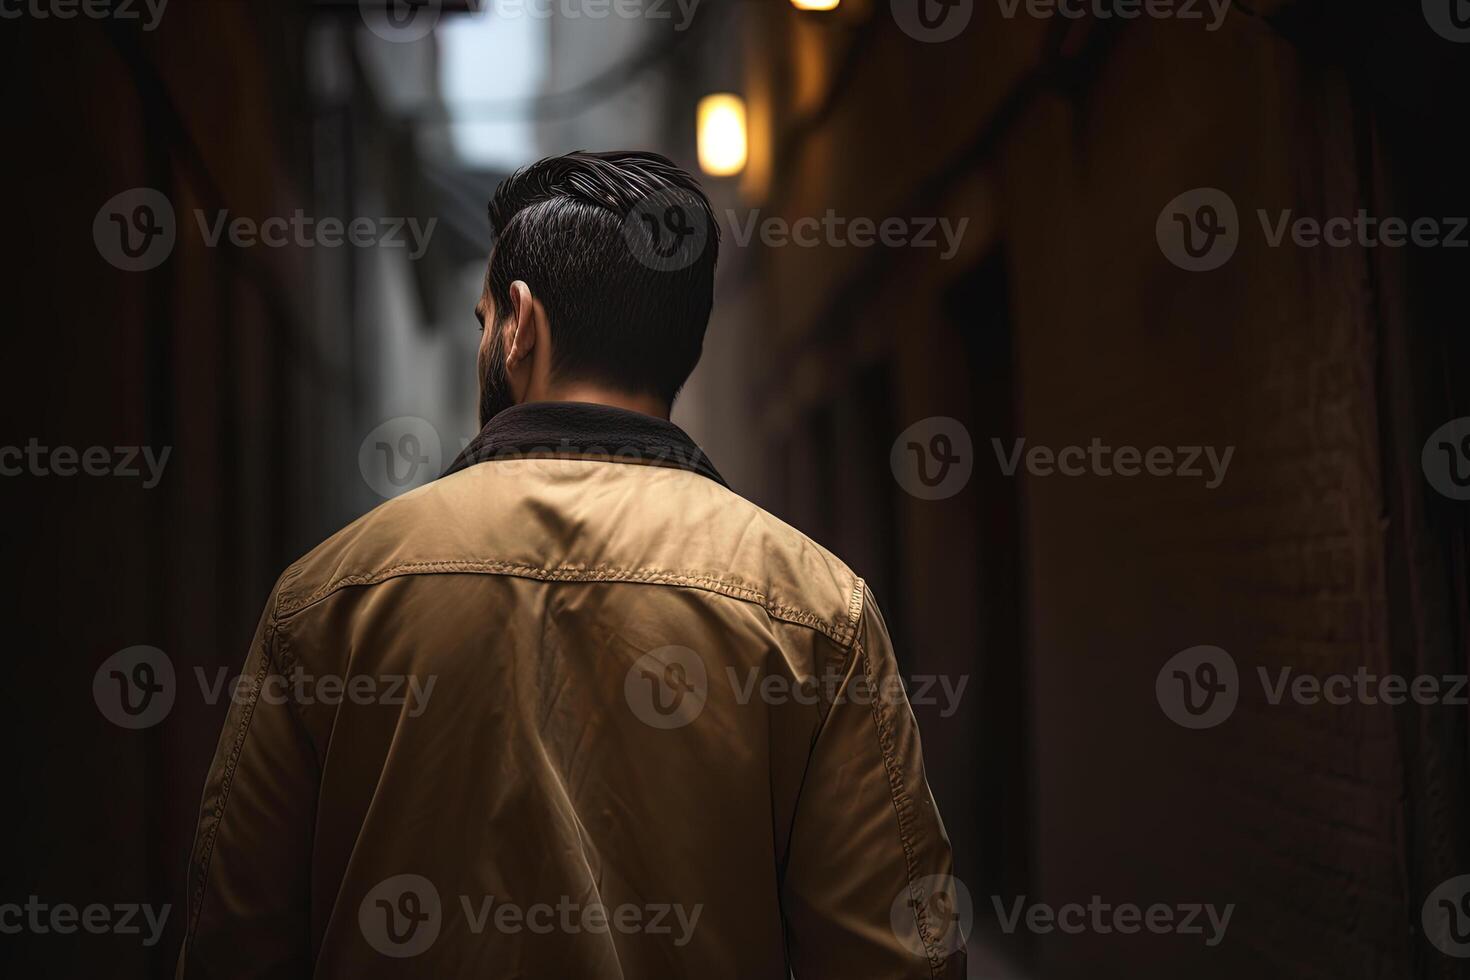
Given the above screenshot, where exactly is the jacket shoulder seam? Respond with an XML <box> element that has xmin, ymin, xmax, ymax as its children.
<box><xmin>856</xmin><ymin>609</ymin><xmax>945</xmax><ymax>978</ymax></box>
<box><xmin>842</xmin><ymin>579</ymin><xmax>865</xmax><ymax>650</ymax></box>
<box><xmin>185</xmin><ymin>608</ymin><xmax>283</xmax><ymax>944</ymax></box>
<box><xmin>277</xmin><ymin>559</ymin><xmax>859</xmax><ymax>645</ymax></box>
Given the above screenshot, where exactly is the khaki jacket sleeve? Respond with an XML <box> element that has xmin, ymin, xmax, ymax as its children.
<box><xmin>176</xmin><ymin>585</ymin><xmax>318</xmax><ymax>979</ymax></box>
<box><xmin>781</xmin><ymin>586</ymin><xmax>967</xmax><ymax>979</ymax></box>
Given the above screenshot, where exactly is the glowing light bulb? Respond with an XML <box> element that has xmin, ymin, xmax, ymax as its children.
<box><xmin>697</xmin><ymin>94</ymin><xmax>748</xmax><ymax>177</ymax></box>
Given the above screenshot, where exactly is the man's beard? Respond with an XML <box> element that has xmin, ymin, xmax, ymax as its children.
<box><xmin>478</xmin><ymin>321</ymin><xmax>518</xmax><ymax>428</ymax></box>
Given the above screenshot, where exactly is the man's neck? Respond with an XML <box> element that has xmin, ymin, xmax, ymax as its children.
<box><xmin>536</xmin><ymin>382</ymin><xmax>670</xmax><ymax>420</ymax></box>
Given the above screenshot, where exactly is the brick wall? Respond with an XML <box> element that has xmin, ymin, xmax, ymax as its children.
<box><xmin>698</xmin><ymin>2</ymin><xmax>1469</xmax><ymax>976</ymax></box>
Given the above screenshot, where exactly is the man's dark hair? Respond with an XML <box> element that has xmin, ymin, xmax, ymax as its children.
<box><xmin>487</xmin><ymin>150</ymin><xmax>720</xmax><ymax>404</ymax></box>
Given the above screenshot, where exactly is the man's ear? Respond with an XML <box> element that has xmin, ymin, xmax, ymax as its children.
<box><xmin>505</xmin><ymin>280</ymin><xmax>537</xmax><ymax>371</ymax></box>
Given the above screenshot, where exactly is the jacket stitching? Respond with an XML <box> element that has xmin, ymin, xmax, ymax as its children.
<box><xmin>277</xmin><ymin>560</ymin><xmax>857</xmax><ymax>646</ymax></box>
<box><xmin>859</xmin><ymin>617</ymin><xmax>944</xmax><ymax>978</ymax></box>
<box><xmin>843</xmin><ymin>579</ymin><xmax>865</xmax><ymax>642</ymax></box>
<box><xmin>270</xmin><ymin>626</ymin><xmax>318</xmax><ymax>740</ymax></box>
<box><xmin>186</xmin><ymin>612</ymin><xmax>281</xmax><ymax>943</ymax></box>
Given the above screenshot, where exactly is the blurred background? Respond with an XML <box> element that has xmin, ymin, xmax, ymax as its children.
<box><xmin>1</xmin><ymin>0</ymin><xmax>1468</xmax><ymax>976</ymax></box>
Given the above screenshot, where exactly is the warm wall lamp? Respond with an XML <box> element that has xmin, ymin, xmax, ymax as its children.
<box><xmin>696</xmin><ymin>94</ymin><xmax>748</xmax><ymax>177</ymax></box>
<box><xmin>791</xmin><ymin>0</ymin><xmax>841</xmax><ymax>9</ymax></box>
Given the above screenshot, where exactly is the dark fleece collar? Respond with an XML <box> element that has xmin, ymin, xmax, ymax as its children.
<box><xmin>441</xmin><ymin>401</ymin><xmax>727</xmax><ymax>488</ymax></box>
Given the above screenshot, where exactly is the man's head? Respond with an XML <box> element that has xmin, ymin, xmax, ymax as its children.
<box><xmin>475</xmin><ymin>150</ymin><xmax>720</xmax><ymax>426</ymax></box>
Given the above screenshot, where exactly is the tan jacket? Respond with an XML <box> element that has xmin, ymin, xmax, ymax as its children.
<box><xmin>177</xmin><ymin>402</ymin><xmax>964</xmax><ymax>979</ymax></box>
